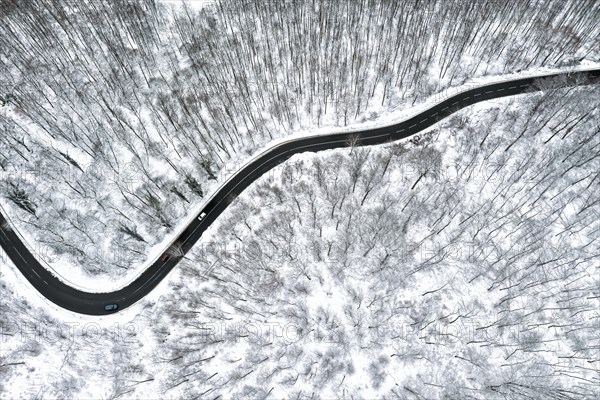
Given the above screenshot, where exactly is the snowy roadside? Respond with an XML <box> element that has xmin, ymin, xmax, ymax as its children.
<box><xmin>1</xmin><ymin>66</ymin><xmax>598</xmax><ymax>399</ymax></box>
<box><xmin>2</xmin><ymin>62</ymin><xmax>599</xmax><ymax>295</ymax></box>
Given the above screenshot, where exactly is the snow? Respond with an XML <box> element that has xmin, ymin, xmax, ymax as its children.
<box><xmin>2</xmin><ymin>75</ymin><xmax>599</xmax><ymax>398</ymax></box>
<box><xmin>3</xmin><ymin>64</ymin><xmax>598</xmax><ymax>294</ymax></box>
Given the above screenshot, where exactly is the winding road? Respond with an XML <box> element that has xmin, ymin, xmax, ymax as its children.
<box><xmin>1</xmin><ymin>69</ymin><xmax>599</xmax><ymax>315</ymax></box>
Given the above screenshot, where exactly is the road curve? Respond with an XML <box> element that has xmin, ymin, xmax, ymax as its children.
<box><xmin>1</xmin><ymin>69</ymin><xmax>599</xmax><ymax>315</ymax></box>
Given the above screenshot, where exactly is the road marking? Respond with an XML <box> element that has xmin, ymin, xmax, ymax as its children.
<box><xmin>508</xmin><ymin>86</ymin><xmax>517</xmax><ymax>89</ymax></box>
<box><xmin>0</xmin><ymin>230</ymin><xmax>10</xmax><ymax>241</ymax></box>
<box><xmin>432</xmin><ymin>112</ymin><xmax>438</xmax><ymax>116</ymax></box>
<box><xmin>370</xmin><ymin>133</ymin><xmax>391</xmax><ymax>140</ymax></box>
<box><xmin>485</xmin><ymin>91</ymin><xmax>493</xmax><ymax>94</ymax></box>
<box><xmin>420</xmin><ymin>119</ymin><xmax>428</xmax><ymax>123</ymax></box>
<box><xmin>14</xmin><ymin>248</ymin><xmax>28</xmax><ymax>262</ymax></box>
<box><xmin>498</xmin><ymin>88</ymin><xmax>504</xmax><ymax>91</ymax></box>
<box><xmin>409</xmin><ymin>124</ymin><xmax>417</xmax><ymax>129</ymax></box>
<box><xmin>520</xmin><ymin>84</ymin><xmax>528</xmax><ymax>88</ymax></box>
<box><xmin>442</xmin><ymin>107</ymin><xmax>448</xmax><ymax>111</ymax></box>
<box><xmin>462</xmin><ymin>97</ymin><xmax>469</xmax><ymax>100</ymax></box>
<box><xmin>452</xmin><ymin>101</ymin><xmax>458</xmax><ymax>105</ymax></box>
<box><xmin>396</xmin><ymin>129</ymin><xmax>405</xmax><ymax>133</ymax></box>
<box><xmin>474</xmin><ymin>93</ymin><xmax>481</xmax><ymax>97</ymax></box>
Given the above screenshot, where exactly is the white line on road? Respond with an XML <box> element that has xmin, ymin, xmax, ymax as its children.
<box><xmin>14</xmin><ymin>248</ymin><xmax>28</xmax><ymax>263</ymax></box>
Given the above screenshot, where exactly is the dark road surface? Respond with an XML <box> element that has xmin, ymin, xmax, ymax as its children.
<box><xmin>1</xmin><ymin>69</ymin><xmax>598</xmax><ymax>315</ymax></box>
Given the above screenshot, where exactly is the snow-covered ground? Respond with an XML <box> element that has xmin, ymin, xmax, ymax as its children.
<box><xmin>2</xmin><ymin>0</ymin><xmax>598</xmax><ymax>287</ymax></box>
<box><xmin>2</xmin><ymin>63</ymin><xmax>598</xmax><ymax>293</ymax></box>
<box><xmin>2</xmin><ymin>81</ymin><xmax>598</xmax><ymax>399</ymax></box>
<box><xmin>2</xmin><ymin>2</ymin><xmax>599</xmax><ymax>397</ymax></box>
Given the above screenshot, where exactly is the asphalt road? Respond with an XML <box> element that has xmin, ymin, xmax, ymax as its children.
<box><xmin>1</xmin><ymin>69</ymin><xmax>599</xmax><ymax>315</ymax></box>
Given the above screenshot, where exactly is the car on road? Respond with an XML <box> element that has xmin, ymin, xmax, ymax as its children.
<box><xmin>104</xmin><ymin>303</ymin><xmax>118</xmax><ymax>312</ymax></box>
<box><xmin>198</xmin><ymin>212</ymin><xmax>207</xmax><ymax>221</ymax></box>
<box><xmin>161</xmin><ymin>253</ymin><xmax>171</xmax><ymax>262</ymax></box>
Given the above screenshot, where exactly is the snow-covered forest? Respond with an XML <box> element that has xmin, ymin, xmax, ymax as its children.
<box><xmin>2</xmin><ymin>0</ymin><xmax>600</xmax><ymax>398</ymax></box>
<box><xmin>1</xmin><ymin>0</ymin><xmax>599</xmax><ymax>277</ymax></box>
<box><xmin>2</xmin><ymin>80</ymin><xmax>599</xmax><ymax>397</ymax></box>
